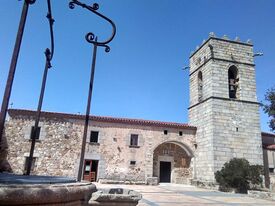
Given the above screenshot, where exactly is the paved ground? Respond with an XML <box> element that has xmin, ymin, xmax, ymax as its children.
<box><xmin>94</xmin><ymin>183</ymin><xmax>275</xmax><ymax>206</ymax></box>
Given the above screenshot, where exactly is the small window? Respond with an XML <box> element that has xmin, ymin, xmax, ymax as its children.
<box><xmin>164</xmin><ymin>130</ymin><xmax>168</xmax><ymax>135</ymax></box>
<box><xmin>30</xmin><ymin>126</ymin><xmax>41</xmax><ymax>140</ymax></box>
<box><xmin>24</xmin><ymin>157</ymin><xmax>36</xmax><ymax>173</ymax></box>
<box><xmin>179</xmin><ymin>131</ymin><xmax>183</xmax><ymax>136</ymax></box>
<box><xmin>130</xmin><ymin>134</ymin><xmax>138</xmax><ymax>146</ymax></box>
<box><xmin>90</xmin><ymin>131</ymin><xmax>99</xmax><ymax>143</ymax></box>
<box><xmin>269</xmin><ymin>168</ymin><xmax>274</xmax><ymax>173</ymax></box>
<box><xmin>130</xmin><ymin>161</ymin><xmax>136</xmax><ymax>165</ymax></box>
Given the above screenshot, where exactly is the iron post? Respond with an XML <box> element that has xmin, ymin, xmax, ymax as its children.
<box><xmin>78</xmin><ymin>41</ymin><xmax>98</xmax><ymax>181</ymax></box>
<box><xmin>0</xmin><ymin>0</ymin><xmax>35</xmax><ymax>150</ymax></box>
<box><xmin>26</xmin><ymin>0</ymin><xmax>55</xmax><ymax>175</ymax></box>
<box><xmin>69</xmin><ymin>0</ymin><xmax>116</xmax><ymax>181</ymax></box>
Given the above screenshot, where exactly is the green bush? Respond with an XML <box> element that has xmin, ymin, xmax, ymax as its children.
<box><xmin>249</xmin><ymin>165</ymin><xmax>264</xmax><ymax>189</ymax></box>
<box><xmin>215</xmin><ymin>158</ymin><xmax>263</xmax><ymax>193</ymax></box>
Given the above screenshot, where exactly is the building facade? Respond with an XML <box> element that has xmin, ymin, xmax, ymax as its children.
<box><xmin>6</xmin><ymin>109</ymin><xmax>196</xmax><ymax>184</ymax></box>
<box><xmin>262</xmin><ymin>132</ymin><xmax>275</xmax><ymax>189</ymax></box>
<box><xmin>4</xmin><ymin>34</ymin><xmax>269</xmax><ymax>184</ymax></box>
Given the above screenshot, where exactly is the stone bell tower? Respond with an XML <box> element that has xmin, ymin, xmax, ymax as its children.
<box><xmin>188</xmin><ymin>33</ymin><xmax>263</xmax><ymax>182</ymax></box>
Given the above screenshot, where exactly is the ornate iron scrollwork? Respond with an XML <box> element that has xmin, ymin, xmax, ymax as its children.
<box><xmin>68</xmin><ymin>0</ymin><xmax>116</xmax><ymax>53</ymax></box>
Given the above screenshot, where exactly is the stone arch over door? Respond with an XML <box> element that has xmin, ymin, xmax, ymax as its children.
<box><xmin>153</xmin><ymin>141</ymin><xmax>194</xmax><ymax>184</ymax></box>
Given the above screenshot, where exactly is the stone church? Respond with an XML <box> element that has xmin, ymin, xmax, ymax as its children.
<box><xmin>4</xmin><ymin>34</ymin><xmax>272</xmax><ymax>185</ymax></box>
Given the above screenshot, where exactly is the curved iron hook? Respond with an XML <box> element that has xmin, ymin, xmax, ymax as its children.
<box><xmin>26</xmin><ymin>0</ymin><xmax>55</xmax><ymax>175</ymax></box>
<box><xmin>45</xmin><ymin>0</ymin><xmax>55</xmax><ymax>67</ymax></box>
<box><xmin>25</xmin><ymin>0</ymin><xmax>36</xmax><ymax>5</ymax></box>
<box><xmin>69</xmin><ymin>0</ymin><xmax>116</xmax><ymax>52</ymax></box>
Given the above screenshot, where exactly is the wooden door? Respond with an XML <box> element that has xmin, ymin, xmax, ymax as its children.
<box><xmin>83</xmin><ymin>160</ymin><xmax>98</xmax><ymax>182</ymax></box>
<box><xmin>159</xmin><ymin>161</ymin><xmax>171</xmax><ymax>183</ymax></box>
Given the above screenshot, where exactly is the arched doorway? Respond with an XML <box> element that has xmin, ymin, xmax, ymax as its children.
<box><xmin>153</xmin><ymin>142</ymin><xmax>193</xmax><ymax>184</ymax></box>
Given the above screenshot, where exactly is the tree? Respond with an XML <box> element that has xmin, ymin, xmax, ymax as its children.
<box><xmin>262</xmin><ymin>87</ymin><xmax>275</xmax><ymax>132</ymax></box>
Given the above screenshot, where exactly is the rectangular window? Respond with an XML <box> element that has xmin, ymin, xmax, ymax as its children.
<box><xmin>24</xmin><ymin>157</ymin><xmax>36</xmax><ymax>173</ymax></box>
<box><xmin>179</xmin><ymin>131</ymin><xmax>183</xmax><ymax>136</ymax></box>
<box><xmin>164</xmin><ymin>130</ymin><xmax>168</xmax><ymax>135</ymax></box>
<box><xmin>130</xmin><ymin>134</ymin><xmax>138</xmax><ymax>147</ymax></box>
<box><xmin>90</xmin><ymin>131</ymin><xmax>99</xmax><ymax>143</ymax></box>
<box><xmin>31</xmin><ymin>126</ymin><xmax>41</xmax><ymax>140</ymax></box>
<box><xmin>130</xmin><ymin>161</ymin><xmax>136</xmax><ymax>165</ymax></box>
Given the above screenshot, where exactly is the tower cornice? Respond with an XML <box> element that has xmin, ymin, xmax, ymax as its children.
<box><xmin>189</xmin><ymin>57</ymin><xmax>255</xmax><ymax>77</ymax></box>
<box><xmin>190</xmin><ymin>36</ymin><xmax>253</xmax><ymax>59</ymax></box>
<box><xmin>188</xmin><ymin>96</ymin><xmax>260</xmax><ymax>110</ymax></box>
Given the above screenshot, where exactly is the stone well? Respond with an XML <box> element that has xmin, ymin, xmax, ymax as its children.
<box><xmin>0</xmin><ymin>174</ymin><xmax>96</xmax><ymax>205</ymax></box>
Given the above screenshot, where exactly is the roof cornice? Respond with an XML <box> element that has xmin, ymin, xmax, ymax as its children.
<box><xmin>8</xmin><ymin>109</ymin><xmax>197</xmax><ymax>130</ymax></box>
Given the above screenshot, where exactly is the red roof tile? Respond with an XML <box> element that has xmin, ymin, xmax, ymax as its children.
<box><xmin>266</xmin><ymin>144</ymin><xmax>275</xmax><ymax>150</ymax></box>
<box><xmin>261</xmin><ymin>131</ymin><xmax>275</xmax><ymax>137</ymax></box>
<box><xmin>8</xmin><ymin>109</ymin><xmax>197</xmax><ymax>130</ymax></box>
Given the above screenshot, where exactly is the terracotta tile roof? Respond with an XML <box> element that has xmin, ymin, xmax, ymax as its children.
<box><xmin>8</xmin><ymin>109</ymin><xmax>197</xmax><ymax>130</ymax></box>
<box><xmin>262</xmin><ymin>132</ymin><xmax>275</xmax><ymax>150</ymax></box>
<box><xmin>267</xmin><ymin>144</ymin><xmax>275</xmax><ymax>150</ymax></box>
<box><xmin>261</xmin><ymin>131</ymin><xmax>275</xmax><ymax>137</ymax></box>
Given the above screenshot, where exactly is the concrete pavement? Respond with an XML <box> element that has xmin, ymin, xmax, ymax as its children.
<box><xmin>94</xmin><ymin>183</ymin><xmax>275</xmax><ymax>206</ymax></box>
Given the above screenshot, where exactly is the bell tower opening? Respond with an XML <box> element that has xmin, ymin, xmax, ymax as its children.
<box><xmin>198</xmin><ymin>71</ymin><xmax>203</xmax><ymax>102</ymax></box>
<box><xmin>228</xmin><ymin>66</ymin><xmax>239</xmax><ymax>99</ymax></box>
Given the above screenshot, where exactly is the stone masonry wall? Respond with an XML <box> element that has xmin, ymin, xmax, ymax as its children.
<box><xmin>85</xmin><ymin>123</ymin><xmax>196</xmax><ymax>182</ymax></box>
<box><xmin>5</xmin><ymin>112</ymin><xmax>196</xmax><ymax>183</ymax></box>
<box><xmin>85</xmin><ymin>122</ymin><xmax>149</xmax><ymax>182</ymax></box>
<box><xmin>5</xmin><ymin>116</ymin><xmax>82</xmax><ymax>177</ymax></box>
<box><xmin>212</xmin><ymin>99</ymin><xmax>263</xmax><ymax>171</ymax></box>
<box><xmin>189</xmin><ymin>99</ymin><xmax>214</xmax><ymax>181</ymax></box>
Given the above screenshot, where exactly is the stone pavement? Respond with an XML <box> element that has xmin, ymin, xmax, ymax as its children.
<box><xmin>94</xmin><ymin>183</ymin><xmax>275</xmax><ymax>206</ymax></box>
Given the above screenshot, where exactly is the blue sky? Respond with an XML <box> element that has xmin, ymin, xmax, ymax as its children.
<box><xmin>0</xmin><ymin>0</ymin><xmax>274</xmax><ymax>132</ymax></box>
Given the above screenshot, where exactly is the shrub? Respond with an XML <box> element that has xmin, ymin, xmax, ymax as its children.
<box><xmin>215</xmin><ymin>158</ymin><xmax>263</xmax><ymax>193</ymax></box>
<box><xmin>249</xmin><ymin>164</ymin><xmax>264</xmax><ymax>189</ymax></box>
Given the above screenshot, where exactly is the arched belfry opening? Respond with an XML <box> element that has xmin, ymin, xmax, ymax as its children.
<box><xmin>198</xmin><ymin>71</ymin><xmax>203</xmax><ymax>102</ymax></box>
<box><xmin>228</xmin><ymin>65</ymin><xmax>239</xmax><ymax>99</ymax></box>
<box><xmin>153</xmin><ymin>142</ymin><xmax>192</xmax><ymax>184</ymax></box>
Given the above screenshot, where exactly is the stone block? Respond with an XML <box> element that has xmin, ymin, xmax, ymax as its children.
<box><xmin>88</xmin><ymin>188</ymin><xmax>142</xmax><ymax>206</ymax></box>
<box><xmin>248</xmin><ymin>190</ymin><xmax>275</xmax><ymax>201</ymax></box>
<box><xmin>146</xmin><ymin>177</ymin><xmax>158</xmax><ymax>185</ymax></box>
